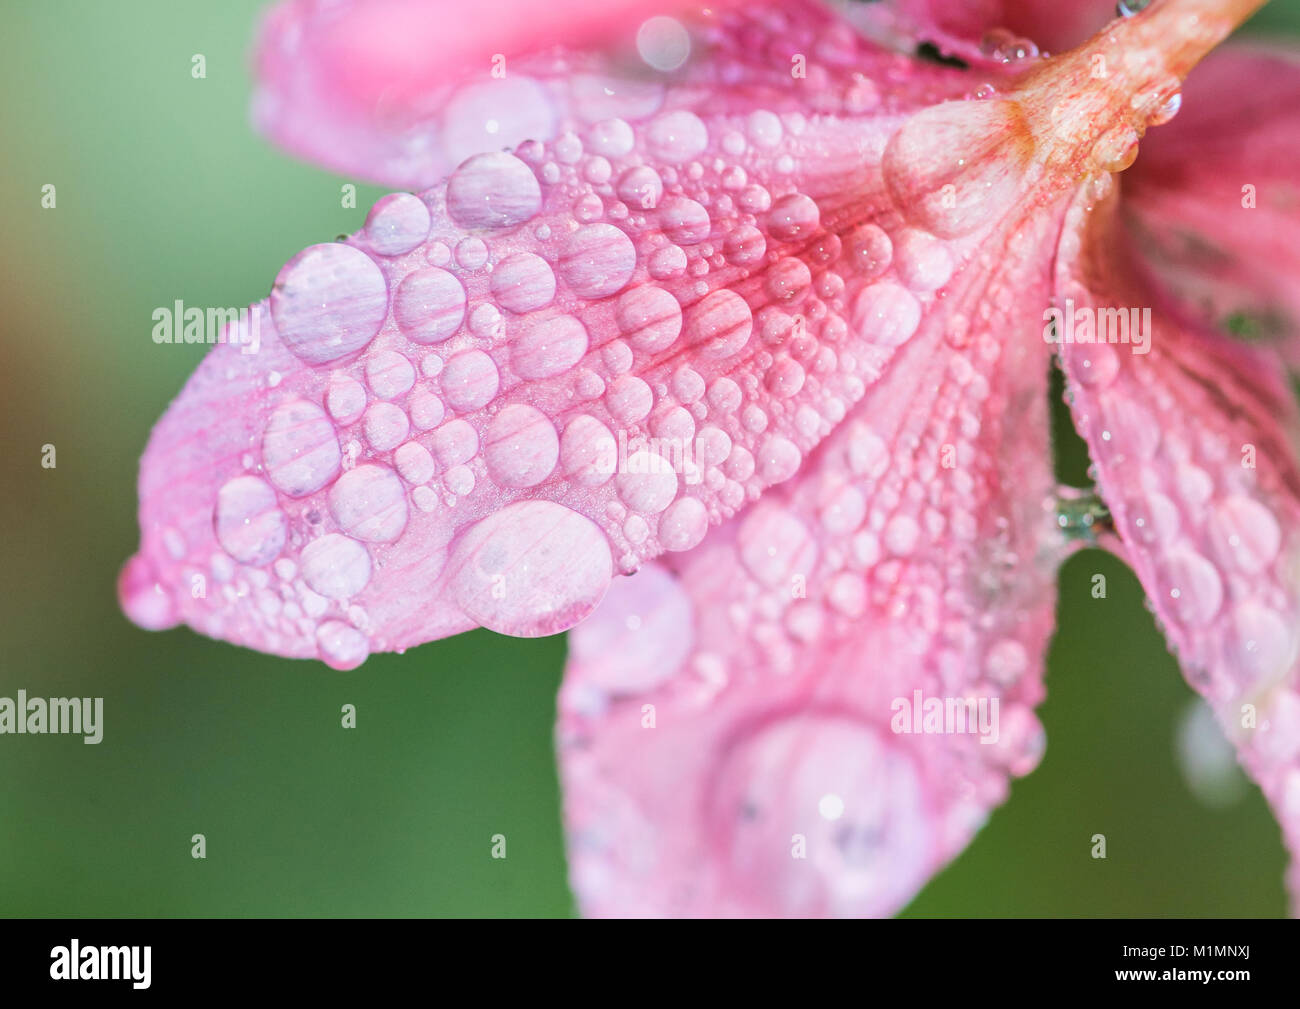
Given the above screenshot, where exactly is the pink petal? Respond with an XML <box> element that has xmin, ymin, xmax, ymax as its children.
<box><xmin>559</xmin><ymin>211</ymin><xmax>1065</xmax><ymax>914</ymax></box>
<box><xmin>1122</xmin><ymin>45</ymin><xmax>1300</xmax><ymax>363</ymax></box>
<box><xmin>554</xmin><ymin>0</ymin><xmax>1275</xmax><ymax>916</ymax></box>
<box><xmin>122</xmin><ymin>2</ymin><xmax>991</xmax><ymax>668</ymax></box>
<box><xmin>251</xmin><ymin>0</ymin><xmax>981</xmax><ymax>189</ymax></box>
<box><xmin>1057</xmin><ymin>186</ymin><xmax>1300</xmax><ymax>908</ymax></box>
<box><xmin>253</xmin><ymin>0</ymin><xmax>745</xmax><ymax>188</ymax></box>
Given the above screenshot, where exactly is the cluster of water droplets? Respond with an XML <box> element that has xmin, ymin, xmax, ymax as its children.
<box><xmin>135</xmin><ymin>34</ymin><xmax>1014</xmax><ymax>673</ymax></box>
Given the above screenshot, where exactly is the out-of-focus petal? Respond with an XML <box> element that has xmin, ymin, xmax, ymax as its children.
<box><xmin>558</xmin><ymin>195</ymin><xmax>1065</xmax><ymax>918</ymax></box>
<box><xmin>122</xmin><ymin>2</ymin><xmax>992</xmax><ymax>667</ymax></box>
<box><xmin>252</xmin><ymin>0</ymin><xmax>963</xmax><ymax>188</ymax></box>
<box><xmin>1122</xmin><ymin>45</ymin><xmax>1300</xmax><ymax>365</ymax></box>
<box><xmin>1058</xmin><ymin>187</ymin><xmax>1300</xmax><ymax>908</ymax></box>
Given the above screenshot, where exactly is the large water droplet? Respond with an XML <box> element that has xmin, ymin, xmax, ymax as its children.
<box><xmin>271</xmin><ymin>244</ymin><xmax>388</xmax><ymax>365</ymax></box>
<box><xmin>394</xmin><ymin>267</ymin><xmax>466</xmax><ymax>345</ymax></box>
<box><xmin>328</xmin><ymin>464</ymin><xmax>409</xmax><ymax>542</ymax></box>
<box><xmin>645</xmin><ymin>110</ymin><xmax>708</xmax><ymax>163</ymax></box>
<box><xmin>214</xmin><ymin>476</ymin><xmax>286</xmax><ymax>565</ymax></box>
<box><xmin>490</xmin><ymin>252</ymin><xmax>555</xmax><ymax>314</ymax></box>
<box><xmin>446</xmin><ymin>152</ymin><xmax>542</xmax><ymax>229</ymax></box>
<box><xmin>560</xmin><ymin>224</ymin><xmax>637</xmax><ymax>299</ymax></box>
<box><xmin>300</xmin><ymin>533</ymin><xmax>372</xmax><ymax>599</ymax></box>
<box><xmin>882</xmin><ymin>100</ymin><xmax>1032</xmax><ymax>239</ymax></box>
<box><xmin>262</xmin><ymin>400</ymin><xmax>341</xmax><ymax>497</ymax></box>
<box><xmin>711</xmin><ymin>716</ymin><xmax>931</xmax><ymax>917</ymax></box>
<box><xmin>484</xmin><ymin>404</ymin><xmax>559</xmax><ymax>487</ymax></box>
<box><xmin>446</xmin><ymin>500</ymin><xmax>613</xmax><ymax>635</ymax></box>
<box><xmin>365</xmin><ymin>193</ymin><xmax>430</xmax><ymax>256</ymax></box>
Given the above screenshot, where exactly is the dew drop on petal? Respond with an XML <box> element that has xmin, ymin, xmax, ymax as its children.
<box><xmin>853</xmin><ymin>282</ymin><xmax>922</xmax><ymax>347</ymax></box>
<box><xmin>445</xmin><ymin>151</ymin><xmax>543</xmax><ymax>229</ymax></box>
<box><xmin>365</xmin><ymin>193</ymin><xmax>430</xmax><ymax>256</ymax></box>
<box><xmin>768</xmin><ymin>193</ymin><xmax>820</xmax><ymax>242</ymax></box>
<box><xmin>562</xmin><ymin>415</ymin><xmax>618</xmax><ymax>486</ymax></box>
<box><xmin>300</xmin><ymin>533</ymin><xmax>372</xmax><ymax>599</ymax></box>
<box><xmin>616</xmin><ymin>285</ymin><xmax>682</xmax><ymax>353</ymax></box>
<box><xmin>490</xmin><ymin>252</ymin><xmax>556</xmax><ymax>313</ymax></box>
<box><xmin>511</xmin><ymin>315</ymin><xmax>589</xmax><ymax>379</ymax></box>
<box><xmin>394</xmin><ymin>267</ymin><xmax>466</xmax><ymax>345</ymax></box>
<box><xmin>271</xmin><ymin>244</ymin><xmax>388</xmax><ymax>365</ymax></box>
<box><xmin>560</xmin><ymin>224</ymin><xmax>637</xmax><ymax>299</ymax></box>
<box><xmin>328</xmin><ymin>464</ymin><xmax>409</xmax><ymax>542</ymax></box>
<box><xmin>659</xmin><ymin>496</ymin><xmax>708</xmax><ymax>551</ymax></box>
<box><xmin>214</xmin><ymin>476</ymin><xmax>286</xmax><ymax>565</ymax></box>
<box><xmin>364</xmin><ymin>350</ymin><xmax>415</xmax><ymax>399</ymax></box>
<box><xmin>646</xmin><ymin>110</ymin><xmax>708</xmax><ymax>163</ymax></box>
<box><xmin>363</xmin><ymin>401</ymin><xmax>410</xmax><ymax>452</ymax></box>
<box><xmin>617</xmin><ymin>451</ymin><xmax>679</xmax><ymax>513</ymax></box>
<box><xmin>316</xmin><ymin>619</ymin><xmax>370</xmax><ymax>670</ymax></box>
<box><xmin>686</xmin><ymin>290</ymin><xmax>753</xmax><ymax>358</ymax></box>
<box><xmin>447</xmin><ymin>500</ymin><xmax>613</xmax><ymax>636</ymax></box>
<box><xmin>484</xmin><ymin>404</ymin><xmax>559</xmax><ymax>488</ymax></box>
<box><xmin>262</xmin><ymin>400</ymin><xmax>341</xmax><ymax>497</ymax></box>
<box><xmin>441</xmin><ymin>350</ymin><xmax>500</xmax><ymax>412</ymax></box>
<box><xmin>712</xmin><ymin>716</ymin><xmax>931</xmax><ymax>916</ymax></box>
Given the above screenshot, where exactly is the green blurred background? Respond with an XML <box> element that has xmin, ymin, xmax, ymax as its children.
<box><xmin>1</xmin><ymin>0</ymin><xmax>1297</xmax><ymax>917</ymax></box>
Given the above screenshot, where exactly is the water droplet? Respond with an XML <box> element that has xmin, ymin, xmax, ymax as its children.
<box><xmin>445</xmin><ymin>152</ymin><xmax>542</xmax><ymax>229</ymax></box>
<box><xmin>846</xmin><ymin>224</ymin><xmax>893</xmax><ymax>278</ymax></box>
<box><xmin>636</xmin><ymin>15</ymin><xmax>691</xmax><ymax>72</ymax></box>
<box><xmin>711</xmin><ymin>716</ymin><xmax>930</xmax><ymax>916</ymax></box>
<box><xmin>328</xmin><ymin>464</ymin><xmax>409</xmax><ymax>542</ymax></box>
<box><xmin>394</xmin><ymin>267</ymin><xmax>466</xmax><ymax>345</ymax></box>
<box><xmin>441</xmin><ymin>349</ymin><xmax>500</xmax><ymax>412</ymax></box>
<box><xmin>605</xmin><ymin>375</ymin><xmax>654</xmax><ymax>424</ymax></box>
<box><xmin>271</xmin><ymin>244</ymin><xmax>389</xmax><ymax>365</ymax></box>
<box><xmin>560</xmin><ymin>224</ymin><xmax>637</xmax><ymax>298</ymax></box>
<box><xmin>408</xmin><ymin>390</ymin><xmax>445</xmax><ymax>431</ymax></box>
<box><xmin>746</xmin><ymin>109</ymin><xmax>783</xmax><ymax>148</ymax></box>
<box><xmin>616</xmin><ymin>165</ymin><xmax>664</xmax><ymax>210</ymax></box>
<box><xmin>1209</xmin><ymin>496</ymin><xmax>1280</xmax><ymax>573</ymax></box>
<box><xmin>362</xmin><ymin>401</ymin><xmax>410</xmax><ymax>452</ymax></box>
<box><xmin>893</xmin><ymin>228</ymin><xmax>954</xmax><ymax>291</ymax></box>
<box><xmin>315</xmin><ymin>619</ymin><xmax>370</xmax><ymax>670</ymax></box>
<box><xmin>490</xmin><ymin>252</ymin><xmax>555</xmax><ymax>314</ymax></box>
<box><xmin>723</xmin><ymin>224</ymin><xmax>767</xmax><ymax>266</ymax></box>
<box><xmin>484</xmin><ymin>404</ymin><xmax>559</xmax><ymax>487</ymax></box>
<box><xmin>1160</xmin><ymin>548</ymin><xmax>1223</xmax><ymax>625</ymax></box>
<box><xmin>301</xmin><ymin>533</ymin><xmax>371</xmax><ymax>599</ymax></box>
<box><xmin>561</xmin><ymin>415</ymin><xmax>617</xmax><ymax>486</ymax></box>
<box><xmin>326</xmin><ymin>374</ymin><xmax>366</xmax><ymax>425</ymax></box>
<box><xmin>883</xmin><ymin>100</ymin><xmax>1032</xmax><ymax>239</ymax></box>
<box><xmin>365</xmin><ymin>193</ymin><xmax>430</xmax><ymax>256</ymax></box>
<box><xmin>432</xmin><ymin>419</ymin><xmax>479</xmax><ymax>468</ymax></box>
<box><xmin>511</xmin><ymin>314</ymin><xmax>588</xmax><ymax>379</ymax></box>
<box><xmin>1117</xmin><ymin>0</ymin><xmax>1152</xmax><ymax>17</ymax></box>
<box><xmin>686</xmin><ymin>290</ymin><xmax>753</xmax><ymax>358</ymax></box>
<box><xmin>587</xmin><ymin>118</ymin><xmax>634</xmax><ymax>158</ymax></box>
<box><xmin>262</xmin><ymin>400</ymin><xmax>341</xmax><ymax>497</ymax></box>
<box><xmin>660</xmin><ymin>196</ymin><xmax>711</xmax><ymax>245</ymax></box>
<box><xmin>615</xmin><ymin>285</ymin><xmax>683</xmax><ymax>354</ymax></box>
<box><xmin>617</xmin><ymin>450</ymin><xmax>679</xmax><ymax>513</ymax></box>
<box><xmin>365</xmin><ymin>350</ymin><xmax>416</xmax><ymax>399</ymax></box>
<box><xmin>645</xmin><ymin>110</ymin><xmax>708</xmax><ymax>163</ymax></box>
<box><xmin>394</xmin><ymin>440</ymin><xmax>436</xmax><ymax>484</ymax></box>
<box><xmin>446</xmin><ymin>500</ymin><xmax>613</xmax><ymax>635</ymax></box>
<box><xmin>853</xmin><ymin>282</ymin><xmax>922</xmax><ymax>347</ymax></box>
<box><xmin>768</xmin><ymin>193</ymin><xmax>820</xmax><ymax>242</ymax></box>
<box><xmin>214</xmin><ymin>476</ymin><xmax>286</xmax><ymax>565</ymax></box>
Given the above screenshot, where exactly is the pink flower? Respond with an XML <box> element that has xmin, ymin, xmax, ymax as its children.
<box><xmin>119</xmin><ymin>0</ymin><xmax>1300</xmax><ymax>915</ymax></box>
